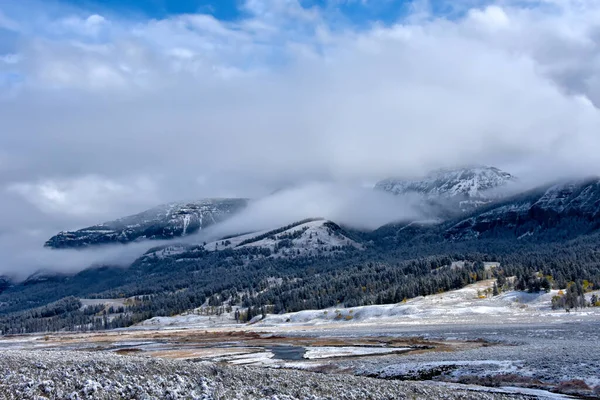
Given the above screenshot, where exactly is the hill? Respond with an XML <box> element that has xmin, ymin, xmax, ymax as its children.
<box><xmin>45</xmin><ymin>198</ymin><xmax>248</xmax><ymax>248</ymax></box>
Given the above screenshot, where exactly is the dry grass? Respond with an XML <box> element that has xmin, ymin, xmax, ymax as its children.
<box><xmin>5</xmin><ymin>328</ymin><xmax>489</xmax><ymax>363</ymax></box>
<box><xmin>114</xmin><ymin>348</ymin><xmax>143</xmax><ymax>355</ymax></box>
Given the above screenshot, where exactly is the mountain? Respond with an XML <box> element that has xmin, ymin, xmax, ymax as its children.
<box><xmin>445</xmin><ymin>178</ymin><xmax>600</xmax><ymax>241</ymax></box>
<box><xmin>205</xmin><ymin>218</ymin><xmax>362</xmax><ymax>256</ymax></box>
<box><xmin>5</xmin><ymin>178</ymin><xmax>600</xmax><ymax>334</ymax></box>
<box><xmin>146</xmin><ymin>218</ymin><xmax>363</xmax><ymax>261</ymax></box>
<box><xmin>375</xmin><ymin>166</ymin><xmax>516</xmax><ymax>214</ymax></box>
<box><xmin>45</xmin><ymin>198</ymin><xmax>249</xmax><ymax>249</ymax></box>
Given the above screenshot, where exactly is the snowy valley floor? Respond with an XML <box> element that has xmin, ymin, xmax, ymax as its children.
<box><xmin>1</xmin><ymin>281</ymin><xmax>599</xmax><ymax>399</ymax></box>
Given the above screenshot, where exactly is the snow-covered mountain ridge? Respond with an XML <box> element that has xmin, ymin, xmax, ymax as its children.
<box><xmin>445</xmin><ymin>178</ymin><xmax>600</xmax><ymax>240</ymax></box>
<box><xmin>45</xmin><ymin>198</ymin><xmax>248</xmax><ymax>248</ymax></box>
<box><xmin>43</xmin><ymin>168</ymin><xmax>600</xmax><ymax>254</ymax></box>
<box><xmin>375</xmin><ymin>166</ymin><xmax>516</xmax><ymax>213</ymax></box>
<box><xmin>147</xmin><ymin>219</ymin><xmax>363</xmax><ymax>260</ymax></box>
<box><xmin>44</xmin><ymin>166</ymin><xmax>516</xmax><ymax>250</ymax></box>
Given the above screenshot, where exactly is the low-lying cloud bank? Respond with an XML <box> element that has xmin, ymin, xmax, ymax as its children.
<box><xmin>0</xmin><ymin>182</ymin><xmax>424</xmax><ymax>280</ymax></box>
<box><xmin>0</xmin><ymin>231</ymin><xmax>152</xmax><ymax>281</ymax></box>
<box><xmin>202</xmin><ymin>182</ymin><xmax>425</xmax><ymax>239</ymax></box>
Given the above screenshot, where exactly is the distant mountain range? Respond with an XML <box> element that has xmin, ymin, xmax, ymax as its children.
<box><xmin>45</xmin><ymin>166</ymin><xmax>518</xmax><ymax>251</ymax></box>
<box><xmin>45</xmin><ymin>199</ymin><xmax>248</xmax><ymax>248</ymax></box>
<box><xmin>44</xmin><ymin>166</ymin><xmax>600</xmax><ymax>254</ymax></box>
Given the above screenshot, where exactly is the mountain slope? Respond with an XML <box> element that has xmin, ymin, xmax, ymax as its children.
<box><xmin>375</xmin><ymin>166</ymin><xmax>516</xmax><ymax>214</ymax></box>
<box><xmin>147</xmin><ymin>218</ymin><xmax>363</xmax><ymax>260</ymax></box>
<box><xmin>445</xmin><ymin>178</ymin><xmax>600</xmax><ymax>240</ymax></box>
<box><xmin>212</xmin><ymin>219</ymin><xmax>362</xmax><ymax>256</ymax></box>
<box><xmin>45</xmin><ymin>198</ymin><xmax>248</xmax><ymax>248</ymax></box>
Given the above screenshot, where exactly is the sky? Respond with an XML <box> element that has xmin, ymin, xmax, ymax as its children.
<box><xmin>1</xmin><ymin>0</ymin><xmax>600</xmax><ymax>278</ymax></box>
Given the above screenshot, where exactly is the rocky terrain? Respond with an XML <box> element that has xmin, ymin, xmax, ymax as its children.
<box><xmin>44</xmin><ymin>198</ymin><xmax>248</xmax><ymax>248</ymax></box>
<box><xmin>0</xmin><ymin>349</ymin><xmax>548</xmax><ymax>399</ymax></box>
<box><xmin>375</xmin><ymin>166</ymin><xmax>516</xmax><ymax>214</ymax></box>
<box><xmin>445</xmin><ymin>177</ymin><xmax>600</xmax><ymax>240</ymax></box>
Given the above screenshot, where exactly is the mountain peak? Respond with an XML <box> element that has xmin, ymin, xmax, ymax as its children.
<box><xmin>375</xmin><ymin>166</ymin><xmax>516</xmax><ymax>213</ymax></box>
<box><xmin>445</xmin><ymin>176</ymin><xmax>600</xmax><ymax>241</ymax></box>
<box><xmin>375</xmin><ymin>166</ymin><xmax>515</xmax><ymax>198</ymax></box>
<box><xmin>45</xmin><ymin>198</ymin><xmax>249</xmax><ymax>249</ymax></box>
<box><xmin>144</xmin><ymin>218</ymin><xmax>362</xmax><ymax>261</ymax></box>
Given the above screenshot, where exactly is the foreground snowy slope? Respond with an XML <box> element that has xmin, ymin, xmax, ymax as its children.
<box><xmin>45</xmin><ymin>198</ymin><xmax>248</xmax><ymax>248</ymax></box>
<box><xmin>0</xmin><ymin>350</ymin><xmax>549</xmax><ymax>399</ymax></box>
<box><xmin>258</xmin><ymin>280</ymin><xmax>568</xmax><ymax>326</ymax></box>
<box><xmin>137</xmin><ymin>279</ymin><xmax>600</xmax><ymax>329</ymax></box>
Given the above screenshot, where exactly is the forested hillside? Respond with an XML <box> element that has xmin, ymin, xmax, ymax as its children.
<box><xmin>2</xmin><ymin>225</ymin><xmax>600</xmax><ymax>333</ymax></box>
<box><xmin>4</xmin><ymin>178</ymin><xmax>600</xmax><ymax>334</ymax></box>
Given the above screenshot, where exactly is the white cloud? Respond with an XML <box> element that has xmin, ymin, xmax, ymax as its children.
<box><xmin>0</xmin><ymin>53</ymin><xmax>20</xmax><ymax>64</ymax></box>
<box><xmin>1</xmin><ymin>1</ymin><xmax>599</xmax><ymax>180</ymax></box>
<box><xmin>57</xmin><ymin>14</ymin><xmax>107</xmax><ymax>37</ymax></box>
<box><xmin>468</xmin><ymin>5</ymin><xmax>510</xmax><ymax>29</ymax></box>
<box><xmin>205</xmin><ymin>182</ymin><xmax>423</xmax><ymax>238</ymax></box>
<box><xmin>1</xmin><ymin>1</ymin><xmax>599</xmax><ymax>181</ymax></box>
<box><xmin>7</xmin><ymin>175</ymin><xmax>159</xmax><ymax>218</ymax></box>
<box><xmin>0</xmin><ymin>9</ymin><xmax>20</xmax><ymax>31</ymax></box>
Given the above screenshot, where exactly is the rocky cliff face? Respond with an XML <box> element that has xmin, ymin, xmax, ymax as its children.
<box><xmin>445</xmin><ymin>178</ymin><xmax>600</xmax><ymax>240</ymax></box>
<box><xmin>375</xmin><ymin>166</ymin><xmax>516</xmax><ymax>215</ymax></box>
<box><xmin>45</xmin><ymin>198</ymin><xmax>248</xmax><ymax>248</ymax></box>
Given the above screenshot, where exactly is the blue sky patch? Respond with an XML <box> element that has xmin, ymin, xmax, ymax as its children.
<box><xmin>50</xmin><ymin>0</ymin><xmax>247</xmax><ymax>20</ymax></box>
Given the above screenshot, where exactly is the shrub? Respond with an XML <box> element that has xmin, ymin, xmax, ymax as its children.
<box><xmin>557</xmin><ymin>379</ymin><xmax>590</xmax><ymax>392</ymax></box>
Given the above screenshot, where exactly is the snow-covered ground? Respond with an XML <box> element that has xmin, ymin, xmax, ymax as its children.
<box><xmin>341</xmin><ymin>320</ymin><xmax>600</xmax><ymax>396</ymax></box>
<box><xmin>80</xmin><ymin>298</ymin><xmax>126</xmax><ymax>308</ymax></box>
<box><xmin>258</xmin><ymin>280</ymin><xmax>600</xmax><ymax>327</ymax></box>
<box><xmin>0</xmin><ymin>349</ymin><xmax>546</xmax><ymax>400</ymax></box>
<box><xmin>4</xmin><ymin>282</ymin><xmax>597</xmax><ymax>398</ymax></box>
<box><xmin>304</xmin><ymin>346</ymin><xmax>410</xmax><ymax>359</ymax></box>
<box><xmin>135</xmin><ymin>280</ymin><xmax>600</xmax><ymax>330</ymax></box>
<box><xmin>139</xmin><ymin>313</ymin><xmax>236</xmax><ymax>327</ymax></box>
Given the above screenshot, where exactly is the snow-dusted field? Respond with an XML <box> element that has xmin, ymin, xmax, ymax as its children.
<box><xmin>0</xmin><ymin>349</ymin><xmax>543</xmax><ymax>400</ymax></box>
<box><xmin>276</xmin><ymin>321</ymin><xmax>600</xmax><ymax>397</ymax></box>
<box><xmin>258</xmin><ymin>281</ymin><xmax>600</xmax><ymax>327</ymax></box>
<box><xmin>2</xmin><ymin>282</ymin><xmax>599</xmax><ymax>398</ymax></box>
<box><xmin>136</xmin><ymin>280</ymin><xmax>600</xmax><ymax>330</ymax></box>
<box><xmin>303</xmin><ymin>346</ymin><xmax>411</xmax><ymax>359</ymax></box>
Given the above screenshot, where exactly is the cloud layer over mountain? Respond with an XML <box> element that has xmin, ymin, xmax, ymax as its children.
<box><xmin>1</xmin><ymin>0</ymin><xmax>600</xmax><ymax>276</ymax></box>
